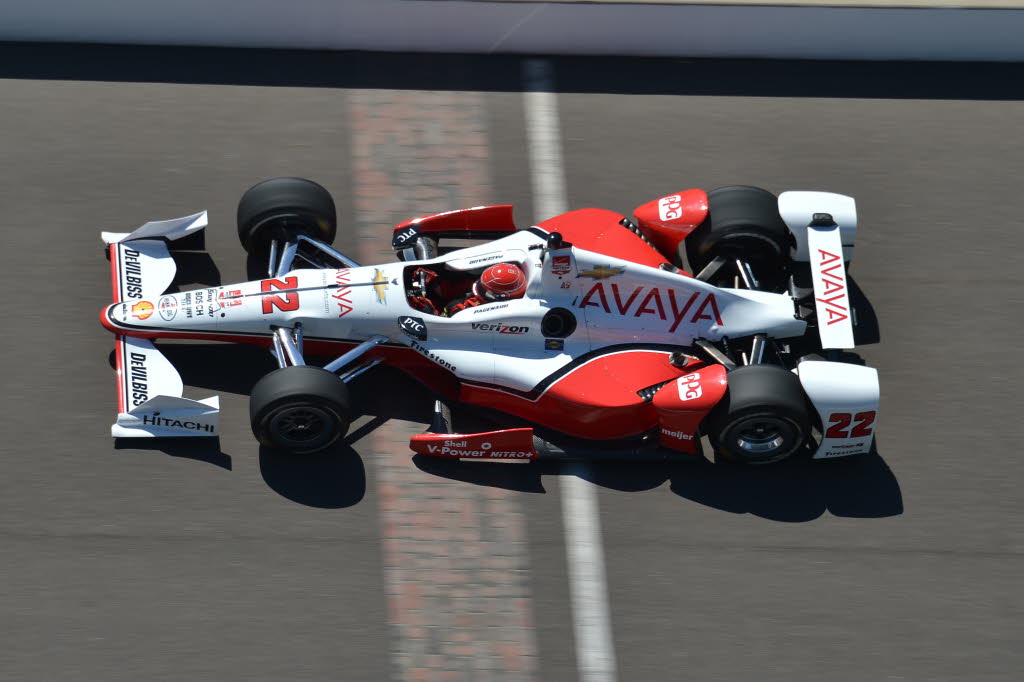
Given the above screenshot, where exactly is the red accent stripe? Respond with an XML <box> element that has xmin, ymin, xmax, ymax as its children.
<box><xmin>109</xmin><ymin>244</ymin><xmax>125</xmax><ymax>412</ymax></box>
<box><xmin>109</xmin><ymin>243</ymin><xmax>121</xmax><ymax>302</ymax></box>
<box><xmin>114</xmin><ymin>335</ymin><xmax>126</xmax><ymax>413</ymax></box>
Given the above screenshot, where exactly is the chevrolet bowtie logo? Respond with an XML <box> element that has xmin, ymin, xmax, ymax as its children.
<box><xmin>372</xmin><ymin>268</ymin><xmax>388</xmax><ymax>304</ymax></box>
<box><xmin>577</xmin><ymin>265</ymin><xmax>625</xmax><ymax>280</ymax></box>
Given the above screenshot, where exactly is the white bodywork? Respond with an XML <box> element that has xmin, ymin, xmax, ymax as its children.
<box><xmin>806</xmin><ymin>223</ymin><xmax>855</xmax><ymax>349</ymax></box>
<box><xmin>797</xmin><ymin>360</ymin><xmax>879</xmax><ymax>459</ymax></box>
<box><xmin>106</xmin><ymin>214</ymin><xmax>220</xmax><ymax>438</ymax></box>
<box><xmin>102</xmin><ymin>211</ymin><xmax>208</xmax><ymax>245</ymax></box>
<box><xmin>102</xmin><ymin>200</ymin><xmax>877</xmax><ymax>457</ymax></box>
<box><xmin>112</xmin><ymin>337</ymin><xmax>219</xmax><ymax>438</ymax></box>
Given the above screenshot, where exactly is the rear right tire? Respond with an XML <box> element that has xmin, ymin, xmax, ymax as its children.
<box><xmin>707</xmin><ymin>364</ymin><xmax>811</xmax><ymax>465</ymax></box>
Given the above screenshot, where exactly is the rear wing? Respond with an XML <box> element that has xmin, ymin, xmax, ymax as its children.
<box><xmin>104</xmin><ymin>212</ymin><xmax>219</xmax><ymax>438</ymax></box>
<box><xmin>779</xmin><ymin>192</ymin><xmax>857</xmax><ymax>350</ymax></box>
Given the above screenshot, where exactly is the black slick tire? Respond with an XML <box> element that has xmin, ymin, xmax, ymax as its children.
<box><xmin>707</xmin><ymin>364</ymin><xmax>810</xmax><ymax>465</ymax></box>
<box><xmin>237</xmin><ymin>177</ymin><xmax>337</xmax><ymax>256</ymax></box>
<box><xmin>683</xmin><ymin>185</ymin><xmax>791</xmax><ymax>276</ymax></box>
<box><xmin>250</xmin><ymin>366</ymin><xmax>351</xmax><ymax>454</ymax></box>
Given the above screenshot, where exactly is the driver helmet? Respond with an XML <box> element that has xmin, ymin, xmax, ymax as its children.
<box><xmin>473</xmin><ymin>263</ymin><xmax>527</xmax><ymax>301</ymax></box>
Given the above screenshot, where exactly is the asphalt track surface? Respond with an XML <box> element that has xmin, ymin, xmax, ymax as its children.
<box><xmin>1</xmin><ymin>43</ymin><xmax>1023</xmax><ymax>681</ymax></box>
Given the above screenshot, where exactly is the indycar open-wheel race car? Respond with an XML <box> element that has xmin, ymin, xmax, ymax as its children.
<box><xmin>101</xmin><ymin>178</ymin><xmax>879</xmax><ymax>465</ymax></box>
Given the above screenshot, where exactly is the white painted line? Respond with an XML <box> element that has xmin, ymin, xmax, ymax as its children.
<box><xmin>523</xmin><ymin>58</ymin><xmax>619</xmax><ymax>682</ymax></box>
<box><xmin>523</xmin><ymin>59</ymin><xmax>570</xmax><ymax>224</ymax></box>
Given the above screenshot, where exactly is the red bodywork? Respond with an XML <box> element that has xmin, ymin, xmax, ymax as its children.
<box><xmin>652</xmin><ymin>364</ymin><xmax>728</xmax><ymax>454</ymax></box>
<box><xmin>632</xmin><ymin>189</ymin><xmax>708</xmax><ymax>258</ymax></box>
<box><xmin>410</xmin><ymin>428</ymin><xmax>536</xmax><ymax>460</ymax></box>
<box><xmin>392</xmin><ymin>205</ymin><xmax>517</xmax><ymax>249</ymax></box>
<box><xmin>538</xmin><ymin>208</ymin><xmax>669</xmax><ymax>270</ymax></box>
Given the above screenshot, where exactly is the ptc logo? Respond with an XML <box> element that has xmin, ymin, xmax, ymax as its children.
<box><xmin>398</xmin><ymin>315</ymin><xmax>427</xmax><ymax>341</ymax></box>
<box><xmin>392</xmin><ymin>226</ymin><xmax>419</xmax><ymax>247</ymax></box>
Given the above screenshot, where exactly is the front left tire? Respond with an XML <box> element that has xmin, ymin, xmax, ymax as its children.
<box><xmin>237</xmin><ymin>177</ymin><xmax>337</xmax><ymax>258</ymax></box>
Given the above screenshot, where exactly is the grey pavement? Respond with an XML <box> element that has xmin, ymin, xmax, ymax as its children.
<box><xmin>1</xmin><ymin>43</ymin><xmax>1022</xmax><ymax>681</ymax></box>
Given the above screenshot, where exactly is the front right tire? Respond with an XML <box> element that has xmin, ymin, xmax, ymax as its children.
<box><xmin>250</xmin><ymin>366</ymin><xmax>352</xmax><ymax>454</ymax></box>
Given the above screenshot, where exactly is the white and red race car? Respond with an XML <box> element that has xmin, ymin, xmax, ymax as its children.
<box><xmin>101</xmin><ymin>178</ymin><xmax>879</xmax><ymax>464</ymax></box>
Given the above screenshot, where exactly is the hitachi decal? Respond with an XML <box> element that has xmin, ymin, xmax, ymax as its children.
<box><xmin>122</xmin><ymin>248</ymin><xmax>143</xmax><ymax>299</ymax></box>
<box><xmin>142</xmin><ymin>415</ymin><xmax>214</xmax><ymax>433</ymax></box>
<box><xmin>128</xmin><ymin>352</ymin><xmax>149</xmax><ymax>407</ymax></box>
<box><xmin>409</xmin><ymin>340</ymin><xmax>457</xmax><ymax>372</ymax></box>
<box><xmin>578</xmin><ymin>283</ymin><xmax>723</xmax><ymax>333</ymax></box>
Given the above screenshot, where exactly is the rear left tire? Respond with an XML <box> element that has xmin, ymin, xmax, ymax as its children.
<box><xmin>683</xmin><ymin>185</ymin><xmax>791</xmax><ymax>285</ymax></box>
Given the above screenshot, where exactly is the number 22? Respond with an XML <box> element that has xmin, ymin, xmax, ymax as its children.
<box><xmin>825</xmin><ymin>411</ymin><xmax>876</xmax><ymax>439</ymax></box>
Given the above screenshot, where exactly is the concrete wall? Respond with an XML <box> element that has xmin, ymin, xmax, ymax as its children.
<box><xmin>2</xmin><ymin>0</ymin><xmax>1023</xmax><ymax>61</ymax></box>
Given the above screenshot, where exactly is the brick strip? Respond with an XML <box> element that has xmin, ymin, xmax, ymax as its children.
<box><xmin>350</xmin><ymin>90</ymin><xmax>538</xmax><ymax>681</ymax></box>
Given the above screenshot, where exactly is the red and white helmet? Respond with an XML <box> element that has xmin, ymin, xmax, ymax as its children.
<box><xmin>473</xmin><ymin>263</ymin><xmax>527</xmax><ymax>301</ymax></box>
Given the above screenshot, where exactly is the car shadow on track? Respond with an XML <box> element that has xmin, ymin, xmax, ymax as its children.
<box><xmin>148</xmin><ymin>347</ymin><xmax>901</xmax><ymax>519</ymax></box>
<box><xmin>664</xmin><ymin>448</ymin><xmax>902</xmax><ymax>521</ymax></box>
<box><xmin>114</xmin><ymin>437</ymin><xmax>232</xmax><ymax>470</ymax></box>
<box><xmin>259</xmin><ymin>443</ymin><xmax>367</xmax><ymax>509</ymax></box>
<box><xmin>412</xmin><ymin>449</ymin><xmax>902</xmax><ymax>522</ymax></box>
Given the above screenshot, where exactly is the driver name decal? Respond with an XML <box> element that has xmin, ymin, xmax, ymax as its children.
<box><xmin>577</xmin><ymin>283</ymin><xmax>722</xmax><ymax>332</ymax></box>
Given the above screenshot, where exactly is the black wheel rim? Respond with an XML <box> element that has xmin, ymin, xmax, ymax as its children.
<box><xmin>267</xmin><ymin>404</ymin><xmax>336</xmax><ymax>450</ymax></box>
<box><xmin>730</xmin><ymin>416</ymin><xmax>798</xmax><ymax>463</ymax></box>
